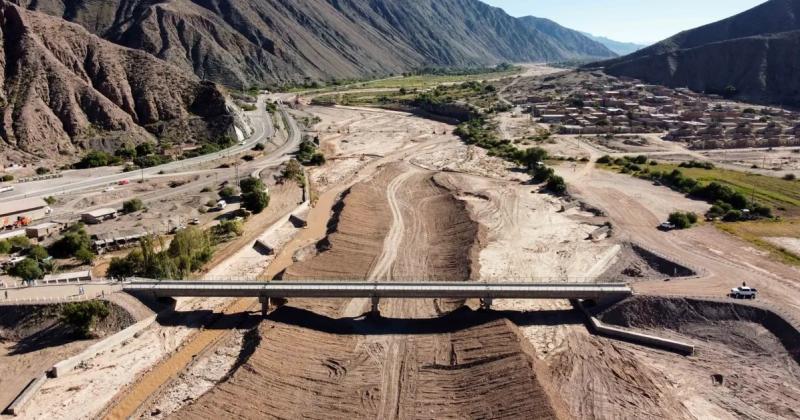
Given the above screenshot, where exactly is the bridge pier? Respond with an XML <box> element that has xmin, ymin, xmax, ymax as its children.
<box><xmin>370</xmin><ymin>296</ymin><xmax>380</xmax><ymax>317</ymax></box>
<box><xmin>259</xmin><ymin>296</ymin><xmax>270</xmax><ymax>317</ymax></box>
<box><xmin>480</xmin><ymin>297</ymin><xmax>493</xmax><ymax>311</ymax></box>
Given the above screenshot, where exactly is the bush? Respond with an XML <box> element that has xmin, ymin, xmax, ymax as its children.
<box><xmin>50</xmin><ymin>224</ymin><xmax>92</xmax><ymax>259</ymax></box>
<box><xmin>668</xmin><ymin>212</ymin><xmax>697</xmax><ymax>229</ymax></box>
<box><xmin>252</xmin><ymin>143</ymin><xmax>266</xmax><ymax>151</ymax></box>
<box><xmin>60</xmin><ymin>301</ymin><xmax>110</xmax><ymax>338</ymax></box>
<box><xmin>0</xmin><ymin>240</ymin><xmax>10</xmax><ymax>255</ymax></box>
<box><xmin>1</xmin><ymin>174</ymin><xmax>13</xmax><ymax>182</ymax></box>
<box><xmin>679</xmin><ymin>160</ymin><xmax>715</xmax><ymax>170</ymax></box>
<box><xmin>44</xmin><ymin>196</ymin><xmax>57</xmax><ymax>205</ymax></box>
<box><xmin>8</xmin><ymin>236</ymin><xmax>30</xmax><ymax>251</ymax></box>
<box><xmin>75</xmin><ymin>150</ymin><xmax>120</xmax><ymax>169</ymax></box>
<box><xmin>545</xmin><ymin>175</ymin><xmax>567</xmax><ymax>195</ymax></box>
<box><xmin>122</xmin><ymin>199</ymin><xmax>144</xmax><ymax>214</ymax></box>
<box><xmin>281</xmin><ymin>159</ymin><xmax>305</xmax><ymax>184</ymax></box>
<box><xmin>36</xmin><ymin>167</ymin><xmax>51</xmax><ymax>175</ymax></box>
<box><xmin>10</xmin><ymin>258</ymin><xmax>44</xmax><ymax>281</ymax></box>
<box><xmin>28</xmin><ymin>245</ymin><xmax>49</xmax><ymax>261</ymax></box>
<box><xmin>596</xmin><ymin>154</ymin><xmax>611</xmax><ymax>164</ymax></box>
<box><xmin>219</xmin><ymin>186</ymin><xmax>238</xmax><ymax>200</ymax></box>
<box><xmin>784</xmin><ymin>174</ymin><xmax>797</xmax><ymax>181</ymax></box>
<box><xmin>212</xmin><ymin>220</ymin><xmax>244</xmax><ymax>240</ymax></box>
<box><xmin>723</xmin><ymin>209</ymin><xmax>743</xmax><ymax>222</ymax></box>
<box><xmin>633</xmin><ymin>155</ymin><xmax>648</xmax><ymax>165</ymax></box>
<box><xmin>75</xmin><ymin>248</ymin><xmax>96</xmax><ymax>265</ymax></box>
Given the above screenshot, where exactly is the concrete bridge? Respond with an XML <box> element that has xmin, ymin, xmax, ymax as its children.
<box><xmin>123</xmin><ymin>281</ymin><xmax>633</xmax><ymax>316</ymax></box>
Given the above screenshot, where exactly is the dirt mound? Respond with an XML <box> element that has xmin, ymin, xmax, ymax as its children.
<box><xmin>600</xmin><ymin>296</ymin><xmax>800</xmax><ymax>362</ymax></box>
<box><xmin>597</xmin><ymin>243</ymin><xmax>696</xmax><ymax>282</ymax></box>
<box><xmin>174</xmin><ymin>318</ymin><xmax>569</xmax><ymax>420</ymax></box>
<box><xmin>0</xmin><ymin>301</ymin><xmax>135</xmax><ymax>345</ymax></box>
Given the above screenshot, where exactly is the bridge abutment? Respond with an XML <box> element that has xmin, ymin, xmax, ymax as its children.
<box><xmin>371</xmin><ymin>296</ymin><xmax>380</xmax><ymax>316</ymax></box>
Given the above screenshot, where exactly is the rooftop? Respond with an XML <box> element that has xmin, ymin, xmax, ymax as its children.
<box><xmin>0</xmin><ymin>198</ymin><xmax>48</xmax><ymax>216</ymax></box>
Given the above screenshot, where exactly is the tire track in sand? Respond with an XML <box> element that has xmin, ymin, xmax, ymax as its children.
<box><xmin>369</xmin><ymin>169</ymin><xmax>416</xmax><ymax>280</ymax></box>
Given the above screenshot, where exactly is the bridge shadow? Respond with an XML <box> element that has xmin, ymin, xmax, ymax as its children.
<box><xmin>153</xmin><ymin>304</ymin><xmax>584</xmax><ymax>336</ymax></box>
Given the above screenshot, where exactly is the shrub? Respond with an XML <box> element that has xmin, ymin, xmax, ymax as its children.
<box><xmin>281</xmin><ymin>159</ymin><xmax>305</xmax><ymax>184</ymax></box>
<box><xmin>0</xmin><ymin>240</ymin><xmax>10</xmax><ymax>255</ymax></box>
<box><xmin>8</xmin><ymin>236</ymin><xmax>30</xmax><ymax>251</ymax></box>
<box><xmin>44</xmin><ymin>196</ymin><xmax>57</xmax><ymax>205</ymax></box>
<box><xmin>122</xmin><ymin>199</ymin><xmax>144</xmax><ymax>214</ymax></box>
<box><xmin>252</xmin><ymin>143</ymin><xmax>266</xmax><ymax>151</ymax></box>
<box><xmin>75</xmin><ymin>248</ymin><xmax>96</xmax><ymax>265</ymax></box>
<box><xmin>723</xmin><ymin>210</ymin><xmax>743</xmax><ymax>222</ymax></box>
<box><xmin>76</xmin><ymin>150</ymin><xmax>120</xmax><ymax>169</ymax></box>
<box><xmin>784</xmin><ymin>174</ymin><xmax>797</xmax><ymax>181</ymax></box>
<box><xmin>668</xmin><ymin>212</ymin><xmax>697</xmax><ymax>229</ymax></box>
<box><xmin>545</xmin><ymin>175</ymin><xmax>567</xmax><ymax>195</ymax></box>
<box><xmin>219</xmin><ymin>186</ymin><xmax>238</xmax><ymax>200</ymax></box>
<box><xmin>633</xmin><ymin>155</ymin><xmax>648</xmax><ymax>165</ymax></box>
<box><xmin>1</xmin><ymin>174</ymin><xmax>13</xmax><ymax>182</ymax></box>
<box><xmin>10</xmin><ymin>258</ymin><xmax>44</xmax><ymax>281</ymax></box>
<box><xmin>28</xmin><ymin>245</ymin><xmax>49</xmax><ymax>261</ymax></box>
<box><xmin>60</xmin><ymin>301</ymin><xmax>110</xmax><ymax>338</ymax></box>
<box><xmin>36</xmin><ymin>167</ymin><xmax>51</xmax><ymax>175</ymax></box>
<box><xmin>49</xmin><ymin>224</ymin><xmax>92</xmax><ymax>259</ymax></box>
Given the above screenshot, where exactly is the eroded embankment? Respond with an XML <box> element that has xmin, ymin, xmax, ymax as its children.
<box><xmin>589</xmin><ymin>296</ymin><xmax>800</xmax><ymax>419</ymax></box>
<box><xmin>174</xmin><ymin>317</ymin><xmax>569</xmax><ymax>420</ymax></box>
<box><xmin>599</xmin><ymin>296</ymin><xmax>800</xmax><ymax>363</ymax></box>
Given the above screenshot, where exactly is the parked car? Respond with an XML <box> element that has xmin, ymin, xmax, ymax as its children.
<box><xmin>730</xmin><ymin>286</ymin><xmax>758</xmax><ymax>299</ymax></box>
<box><xmin>658</xmin><ymin>222</ymin><xmax>676</xmax><ymax>231</ymax></box>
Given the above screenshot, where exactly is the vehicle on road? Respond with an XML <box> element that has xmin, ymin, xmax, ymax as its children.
<box><xmin>215</xmin><ymin>200</ymin><xmax>227</xmax><ymax>211</ymax></box>
<box><xmin>118</xmin><ymin>179</ymin><xmax>130</xmax><ymax>186</ymax></box>
<box><xmin>730</xmin><ymin>286</ymin><xmax>758</xmax><ymax>299</ymax></box>
<box><xmin>190</xmin><ymin>218</ymin><xmax>200</xmax><ymax>225</ymax></box>
<box><xmin>658</xmin><ymin>222</ymin><xmax>676</xmax><ymax>231</ymax></box>
<box><xmin>0</xmin><ymin>185</ymin><xmax>14</xmax><ymax>194</ymax></box>
<box><xmin>103</xmin><ymin>186</ymin><xmax>115</xmax><ymax>192</ymax></box>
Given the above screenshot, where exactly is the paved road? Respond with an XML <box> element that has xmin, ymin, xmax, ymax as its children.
<box><xmin>3</xmin><ymin>96</ymin><xmax>277</xmax><ymax>201</ymax></box>
<box><xmin>124</xmin><ymin>281</ymin><xmax>632</xmax><ymax>299</ymax></box>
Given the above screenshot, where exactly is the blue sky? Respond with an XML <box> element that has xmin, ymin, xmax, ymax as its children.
<box><xmin>481</xmin><ymin>0</ymin><xmax>766</xmax><ymax>44</ymax></box>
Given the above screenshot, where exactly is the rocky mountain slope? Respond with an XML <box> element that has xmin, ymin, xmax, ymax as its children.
<box><xmin>594</xmin><ymin>0</ymin><xmax>800</xmax><ymax>106</ymax></box>
<box><xmin>12</xmin><ymin>0</ymin><xmax>616</xmax><ymax>87</ymax></box>
<box><xmin>0</xmin><ymin>1</ymin><xmax>232</xmax><ymax>163</ymax></box>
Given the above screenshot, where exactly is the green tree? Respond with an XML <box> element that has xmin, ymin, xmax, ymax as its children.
<box><xmin>60</xmin><ymin>301</ymin><xmax>110</xmax><ymax>338</ymax></box>
<box><xmin>29</xmin><ymin>245</ymin><xmax>49</xmax><ymax>261</ymax></box>
<box><xmin>50</xmin><ymin>224</ymin><xmax>92</xmax><ymax>259</ymax></box>
<box><xmin>36</xmin><ymin>167</ymin><xmax>51</xmax><ymax>175</ymax></box>
<box><xmin>0</xmin><ymin>240</ymin><xmax>11</xmax><ymax>255</ymax></box>
<box><xmin>10</xmin><ymin>258</ymin><xmax>44</xmax><ymax>282</ymax></box>
<box><xmin>240</xmin><ymin>177</ymin><xmax>269</xmax><ymax>214</ymax></box>
<box><xmin>135</xmin><ymin>142</ymin><xmax>155</xmax><ymax>157</ymax></box>
<box><xmin>668</xmin><ymin>212</ymin><xmax>697</xmax><ymax>229</ymax></box>
<box><xmin>76</xmin><ymin>150</ymin><xmax>117</xmax><ymax>169</ymax></box>
<box><xmin>8</xmin><ymin>236</ymin><xmax>30</xmax><ymax>251</ymax></box>
<box><xmin>75</xmin><ymin>248</ymin><xmax>96</xmax><ymax>265</ymax></box>
<box><xmin>122</xmin><ymin>199</ymin><xmax>144</xmax><ymax>214</ymax></box>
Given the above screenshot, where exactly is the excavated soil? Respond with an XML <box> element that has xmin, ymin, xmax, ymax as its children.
<box><xmin>174</xmin><ymin>162</ymin><xmax>569</xmax><ymax>419</ymax></box>
<box><xmin>176</xmin><ymin>318</ymin><xmax>568</xmax><ymax>420</ymax></box>
<box><xmin>586</xmin><ymin>297</ymin><xmax>800</xmax><ymax>419</ymax></box>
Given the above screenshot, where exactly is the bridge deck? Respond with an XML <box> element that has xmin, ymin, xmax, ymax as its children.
<box><xmin>123</xmin><ymin>281</ymin><xmax>632</xmax><ymax>300</ymax></box>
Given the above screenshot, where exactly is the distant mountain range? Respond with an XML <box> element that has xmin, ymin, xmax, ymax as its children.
<box><xmin>580</xmin><ymin>33</ymin><xmax>647</xmax><ymax>56</ymax></box>
<box><xmin>593</xmin><ymin>0</ymin><xmax>800</xmax><ymax>107</ymax></box>
<box><xmin>11</xmin><ymin>0</ymin><xmax>616</xmax><ymax>87</ymax></box>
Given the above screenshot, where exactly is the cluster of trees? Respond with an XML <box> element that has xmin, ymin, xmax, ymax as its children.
<box><xmin>1</xmin><ymin>237</ymin><xmax>52</xmax><ymax>282</ymax></box>
<box><xmin>49</xmin><ymin>224</ymin><xmax>95</xmax><ymax>264</ymax></box>
<box><xmin>75</xmin><ymin>150</ymin><xmax>123</xmax><ymax>169</ymax></box>
<box><xmin>240</xmin><ymin>177</ymin><xmax>270</xmax><ymax>214</ymax></box>
<box><xmin>107</xmin><ymin>228</ymin><xmax>214</xmax><ymax>280</ymax></box>
<box><xmin>297</xmin><ymin>139</ymin><xmax>325</xmax><ymax>166</ymax></box>
<box><xmin>668</xmin><ymin>212</ymin><xmax>699</xmax><ymax>229</ymax></box>
<box><xmin>60</xmin><ymin>301</ymin><xmax>110</xmax><ymax>338</ymax></box>
<box><xmin>679</xmin><ymin>160</ymin><xmax>715</xmax><ymax>170</ymax></box>
<box><xmin>405</xmin><ymin>63</ymin><xmax>516</xmax><ymax>77</ymax></box>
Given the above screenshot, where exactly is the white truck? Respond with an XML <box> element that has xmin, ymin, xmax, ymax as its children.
<box><xmin>730</xmin><ymin>286</ymin><xmax>758</xmax><ymax>299</ymax></box>
<box><xmin>0</xmin><ymin>185</ymin><xmax>14</xmax><ymax>194</ymax></box>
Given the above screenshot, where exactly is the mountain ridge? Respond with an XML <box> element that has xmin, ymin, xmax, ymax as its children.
<box><xmin>11</xmin><ymin>0</ymin><xmax>616</xmax><ymax>87</ymax></box>
<box><xmin>593</xmin><ymin>0</ymin><xmax>800</xmax><ymax>106</ymax></box>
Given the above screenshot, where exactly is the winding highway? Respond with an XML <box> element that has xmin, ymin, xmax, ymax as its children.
<box><xmin>2</xmin><ymin>96</ymin><xmax>302</xmax><ymax>201</ymax></box>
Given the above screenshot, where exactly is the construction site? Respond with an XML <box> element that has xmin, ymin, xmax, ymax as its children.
<box><xmin>2</xmin><ymin>72</ymin><xmax>800</xmax><ymax>420</ymax></box>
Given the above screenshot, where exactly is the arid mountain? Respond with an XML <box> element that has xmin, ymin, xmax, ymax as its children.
<box><xmin>594</xmin><ymin>0</ymin><xmax>800</xmax><ymax>106</ymax></box>
<box><xmin>519</xmin><ymin>17</ymin><xmax>618</xmax><ymax>61</ymax></box>
<box><xmin>12</xmin><ymin>0</ymin><xmax>616</xmax><ymax>87</ymax></box>
<box><xmin>0</xmin><ymin>1</ymin><xmax>232</xmax><ymax>163</ymax></box>
<box><xmin>580</xmin><ymin>33</ymin><xmax>646</xmax><ymax>56</ymax></box>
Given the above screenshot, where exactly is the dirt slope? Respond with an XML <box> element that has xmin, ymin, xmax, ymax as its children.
<box><xmin>0</xmin><ymin>1</ymin><xmax>232</xmax><ymax>164</ymax></box>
